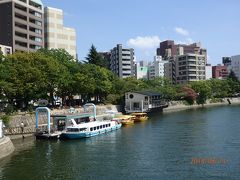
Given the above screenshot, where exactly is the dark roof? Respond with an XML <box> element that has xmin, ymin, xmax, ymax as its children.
<box><xmin>133</xmin><ymin>91</ymin><xmax>162</xmax><ymax>96</ymax></box>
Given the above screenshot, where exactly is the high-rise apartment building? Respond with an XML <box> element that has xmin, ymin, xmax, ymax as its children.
<box><xmin>0</xmin><ymin>0</ymin><xmax>44</xmax><ymax>52</ymax></box>
<box><xmin>44</xmin><ymin>7</ymin><xmax>77</xmax><ymax>58</ymax></box>
<box><xmin>205</xmin><ymin>64</ymin><xmax>212</xmax><ymax>80</ymax></box>
<box><xmin>148</xmin><ymin>56</ymin><xmax>168</xmax><ymax>79</ymax></box>
<box><xmin>164</xmin><ymin>57</ymin><xmax>176</xmax><ymax>84</ymax></box>
<box><xmin>230</xmin><ymin>55</ymin><xmax>240</xmax><ymax>80</ymax></box>
<box><xmin>175</xmin><ymin>54</ymin><xmax>206</xmax><ymax>84</ymax></box>
<box><xmin>110</xmin><ymin>44</ymin><xmax>135</xmax><ymax>78</ymax></box>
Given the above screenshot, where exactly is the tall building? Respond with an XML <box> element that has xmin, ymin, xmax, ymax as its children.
<box><xmin>44</xmin><ymin>7</ymin><xmax>77</xmax><ymax>58</ymax></box>
<box><xmin>175</xmin><ymin>54</ymin><xmax>206</xmax><ymax>84</ymax></box>
<box><xmin>110</xmin><ymin>44</ymin><xmax>135</xmax><ymax>78</ymax></box>
<box><xmin>230</xmin><ymin>55</ymin><xmax>240</xmax><ymax>80</ymax></box>
<box><xmin>222</xmin><ymin>57</ymin><xmax>231</xmax><ymax>66</ymax></box>
<box><xmin>0</xmin><ymin>44</ymin><xmax>12</xmax><ymax>55</ymax></box>
<box><xmin>136</xmin><ymin>61</ymin><xmax>148</xmax><ymax>79</ymax></box>
<box><xmin>212</xmin><ymin>65</ymin><xmax>228</xmax><ymax>79</ymax></box>
<box><xmin>157</xmin><ymin>40</ymin><xmax>207</xmax><ymax>60</ymax></box>
<box><xmin>148</xmin><ymin>56</ymin><xmax>168</xmax><ymax>79</ymax></box>
<box><xmin>0</xmin><ymin>0</ymin><xmax>44</xmax><ymax>52</ymax></box>
<box><xmin>164</xmin><ymin>57</ymin><xmax>176</xmax><ymax>84</ymax></box>
<box><xmin>205</xmin><ymin>64</ymin><xmax>212</xmax><ymax>80</ymax></box>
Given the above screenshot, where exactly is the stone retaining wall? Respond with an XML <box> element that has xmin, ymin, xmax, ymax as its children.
<box><xmin>163</xmin><ymin>97</ymin><xmax>240</xmax><ymax>113</ymax></box>
<box><xmin>0</xmin><ymin>136</ymin><xmax>15</xmax><ymax>159</ymax></box>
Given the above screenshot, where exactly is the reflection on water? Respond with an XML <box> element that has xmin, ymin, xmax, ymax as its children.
<box><xmin>1</xmin><ymin>105</ymin><xmax>240</xmax><ymax>179</ymax></box>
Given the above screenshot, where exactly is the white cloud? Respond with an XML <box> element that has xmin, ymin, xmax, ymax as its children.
<box><xmin>127</xmin><ymin>36</ymin><xmax>161</xmax><ymax>49</ymax></box>
<box><xmin>175</xmin><ymin>27</ymin><xmax>189</xmax><ymax>36</ymax></box>
<box><xmin>176</xmin><ymin>38</ymin><xmax>194</xmax><ymax>45</ymax></box>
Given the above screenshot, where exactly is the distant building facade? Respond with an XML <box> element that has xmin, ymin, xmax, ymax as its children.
<box><xmin>157</xmin><ymin>40</ymin><xmax>207</xmax><ymax>60</ymax></box>
<box><xmin>205</xmin><ymin>64</ymin><xmax>212</xmax><ymax>80</ymax></box>
<box><xmin>222</xmin><ymin>57</ymin><xmax>231</xmax><ymax>66</ymax></box>
<box><xmin>148</xmin><ymin>56</ymin><xmax>168</xmax><ymax>79</ymax></box>
<box><xmin>212</xmin><ymin>65</ymin><xmax>228</xmax><ymax>79</ymax></box>
<box><xmin>0</xmin><ymin>44</ymin><xmax>12</xmax><ymax>55</ymax></box>
<box><xmin>110</xmin><ymin>44</ymin><xmax>135</xmax><ymax>78</ymax></box>
<box><xmin>0</xmin><ymin>0</ymin><xmax>44</xmax><ymax>52</ymax></box>
<box><xmin>164</xmin><ymin>57</ymin><xmax>176</xmax><ymax>84</ymax></box>
<box><xmin>136</xmin><ymin>61</ymin><xmax>148</xmax><ymax>79</ymax></box>
<box><xmin>44</xmin><ymin>7</ymin><xmax>77</xmax><ymax>58</ymax></box>
<box><xmin>175</xmin><ymin>54</ymin><xmax>206</xmax><ymax>84</ymax></box>
<box><xmin>230</xmin><ymin>55</ymin><xmax>240</xmax><ymax>80</ymax></box>
<box><xmin>156</xmin><ymin>40</ymin><xmax>207</xmax><ymax>84</ymax></box>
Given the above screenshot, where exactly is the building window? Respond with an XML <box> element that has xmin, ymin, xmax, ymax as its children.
<box><xmin>129</xmin><ymin>94</ymin><xmax>134</xmax><ymax>99</ymax></box>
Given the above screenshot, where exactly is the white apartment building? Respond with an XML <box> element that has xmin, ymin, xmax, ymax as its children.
<box><xmin>230</xmin><ymin>55</ymin><xmax>240</xmax><ymax>80</ymax></box>
<box><xmin>44</xmin><ymin>7</ymin><xmax>77</xmax><ymax>58</ymax></box>
<box><xmin>148</xmin><ymin>56</ymin><xmax>168</xmax><ymax>79</ymax></box>
<box><xmin>136</xmin><ymin>61</ymin><xmax>148</xmax><ymax>79</ymax></box>
<box><xmin>175</xmin><ymin>54</ymin><xmax>206</xmax><ymax>84</ymax></box>
<box><xmin>205</xmin><ymin>64</ymin><xmax>212</xmax><ymax>80</ymax></box>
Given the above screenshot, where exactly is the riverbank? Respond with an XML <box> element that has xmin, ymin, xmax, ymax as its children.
<box><xmin>3</xmin><ymin>104</ymin><xmax>121</xmax><ymax>139</ymax></box>
<box><xmin>163</xmin><ymin>97</ymin><xmax>240</xmax><ymax>113</ymax></box>
<box><xmin>0</xmin><ymin>136</ymin><xmax>15</xmax><ymax>159</ymax></box>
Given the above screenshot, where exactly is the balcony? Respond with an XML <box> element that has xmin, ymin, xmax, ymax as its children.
<box><xmin>15</xmin><ymin>12</ymin><xmax>27</xmax><ymax>22</ymax></box>
<box><xmin>14</xmin><ymin>35</ymin><xmax>28</xmax><ymax>43</ymax></box>
<box><xmin>15</xmin><ymin>26</ymin><xmax>28</xmax><ymax>34</ymax></box>
<box><xmin>14</xmin><ymin>8</ymin><xmax>28</xmax><ymax>17</ymax></box>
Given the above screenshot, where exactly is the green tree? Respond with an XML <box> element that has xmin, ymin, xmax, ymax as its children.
<box><xmin>191</xmin><ymin>81</ymin><xmax>211</xmax><ymax>105</ymax></box>
<box><xmin>85</xmin><ymin>44</ymin><xmax>109</xmax><ymax>68</ymax></box>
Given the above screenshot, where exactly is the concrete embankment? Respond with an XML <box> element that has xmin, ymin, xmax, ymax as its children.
<box><xmin>0</xmin><ymin>136</ymin><xmax>15</xmax><ymax>159</ymax></box>
<box><xmin>3</xmin><ymin>104</ymin><xmax>121</xmax><ymax>139</ymax></box>
<box><xmin>163</xmin><ymin>97</ymin><xmax>240</xmax><ymax>113</ymax></box>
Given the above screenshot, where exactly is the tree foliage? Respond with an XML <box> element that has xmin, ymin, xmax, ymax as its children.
<box><xmin>1</xmin><ymin>49</ymin><xmax>240</xmax><ymax>112</ymax></box>
<box><xmin>85</xmin><ymin>44</ymin><xmax>109</xmax><ymax>68</ymax></box>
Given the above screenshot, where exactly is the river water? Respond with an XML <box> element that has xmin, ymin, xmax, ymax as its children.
<box><xmin>1</xmin><ymin>105</ymin><xmax>240</xmax><ymax>180</ymax></box>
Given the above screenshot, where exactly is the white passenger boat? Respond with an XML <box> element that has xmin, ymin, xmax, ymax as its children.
<box><xmin>60</xmin><ymin>119</ymin><xmax>122</xmax><ymax>139</ymax></box>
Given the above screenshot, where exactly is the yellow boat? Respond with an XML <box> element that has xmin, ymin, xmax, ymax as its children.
<box><xmin>131</xmin><ymin>112</ymin><xmax>148</xmax><ymax>122</ymax></box>
<box><xmin>116</xmin><ymin>115</ymin><xmax>135</xmax><ymax>125</ymax></box>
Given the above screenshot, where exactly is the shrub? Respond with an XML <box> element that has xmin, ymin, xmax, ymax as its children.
<box><xmin>1</xmin><ymin>115</ymin><xmax>11</xmax><ymax>127</ymax></box>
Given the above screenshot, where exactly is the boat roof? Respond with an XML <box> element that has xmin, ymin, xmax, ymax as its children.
<box><xmin>131</xmin><ymin>112</ymin><xmax>147</xmax><ymax>115</ymax></box>
<box><xmin>115</xmin><ymin>115</ymin><xmax>135</xmax><ymax>119</ymax></box>
<box><xmin>51</xmin><ymin>113</ymin><xmax>93</xmax><ymax>120</ymax></box>
<box><xmin>67</xmin><ymin>120</ymin><xmax>113</xmax><ymax>128</ymax></box>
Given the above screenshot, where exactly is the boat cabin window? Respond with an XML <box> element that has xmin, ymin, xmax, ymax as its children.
<box><xmin>90</xmin><ymin>127</ymin><xmax>93</xmax><ymax>131</ymax></box>
<box><xmin>94</xmin><ymin>127</ymin><xmax>96</xmax><ymax>130</ymax></box>
<box><xmin>79</xmin><ymin>128</ymin><xmax>87</xmax><ymax>131</ymax></box>
<box><xmin>67</xmin><ymin>128</ymin><xmax>80</xmax><ymax>132</ymax></box>
<box><xmin>108</xmin><ymin>123</ymin><xmax>111</xmax><ymax>127</ymax></box>
<box><xmin>100</xmin><ymin>125</ymin><xmax>102</xmax><ymax>129</ymax></box>
<box><xmin>97</xmin><ymin>126</ymin><xmax>99</xmax><ymax>130</ymax></box>
<box><xmin>103</xmin><ymin>125</ymin><xmax>105</xmax><ymax>128</ymax></box>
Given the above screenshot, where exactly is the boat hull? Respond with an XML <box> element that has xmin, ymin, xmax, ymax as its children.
<box><xmin>60</xmin><ymin>124</ymin><xmax>122</xmax><ymax>139</ymax></box>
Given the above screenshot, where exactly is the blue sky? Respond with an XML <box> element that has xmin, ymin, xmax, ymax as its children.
<box><xmin>42</xmin><ymin>0</ymin><xmax>240</xmax><ymax>65</ymax></box>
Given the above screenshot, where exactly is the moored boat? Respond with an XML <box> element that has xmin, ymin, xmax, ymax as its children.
<box><xmin>131</xmin><ymin>112</ymin><xmax>148</xmax><ymax>122</ymax></box>
<box><xmin>116</xmin><ymin>115</ymin><xmax>135</xmax><ymax>125</ymax></box>
<box><xmin>60</xmin><ymin>120</ymin><xmax>122</xmax><ymax>139</ymax></box>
